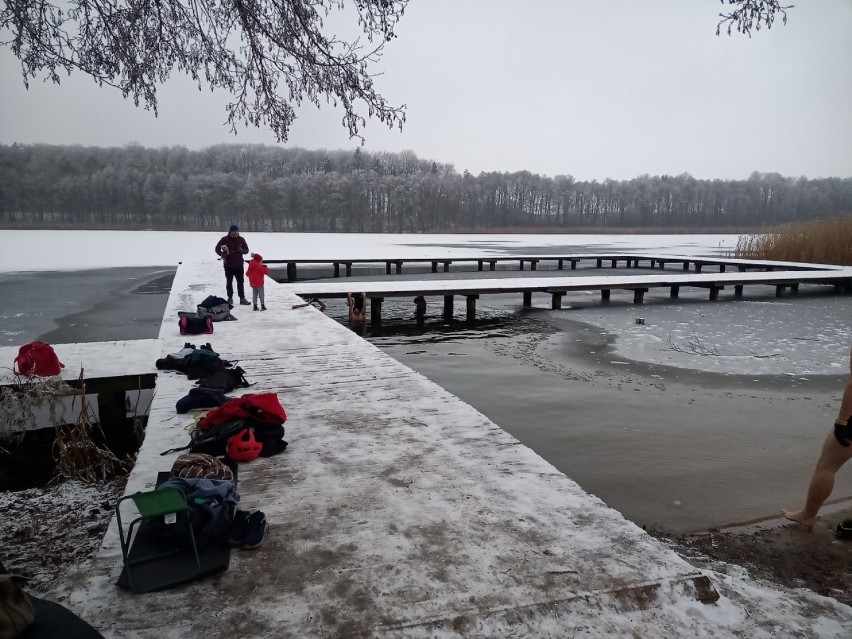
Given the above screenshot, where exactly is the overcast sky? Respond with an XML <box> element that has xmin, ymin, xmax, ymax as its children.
<box><xmin>1</xmin><ymin>0</ymin><xmax>850</xmax><ymax>181</ymax></box>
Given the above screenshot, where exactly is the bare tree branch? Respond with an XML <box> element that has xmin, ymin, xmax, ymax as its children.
<box><xmin>717</xmin><ymin>0</ymin><xmax>793</xmax><ymax>37</ymax></box>
<box><xmin>0</xmin><ymin>0</ymin><xmax>408</xmax><ymax>142</ymax></box>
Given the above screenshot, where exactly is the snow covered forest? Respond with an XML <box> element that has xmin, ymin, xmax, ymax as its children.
<box><xmin>1</xmin><ymin>143</ymin><xmax>850</xmax><ymax>233</ymax></box>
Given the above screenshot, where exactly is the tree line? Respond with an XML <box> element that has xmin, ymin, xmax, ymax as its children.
<box><xmin>1</xmin><ymin>143</ymin><xmax>850</xmax><ymax>232</ymax></box>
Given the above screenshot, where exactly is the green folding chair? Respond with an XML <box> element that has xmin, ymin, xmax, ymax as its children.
<box><xmin>115</xmin><ymin>487</ymin><xmax>201</xmax><ymax>593</ymax></box>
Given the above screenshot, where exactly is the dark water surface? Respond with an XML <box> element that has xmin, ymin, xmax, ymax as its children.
<box><xmin>1</xmin><ymin>267</ymin><xmax>174</xmax><ymax>346</ymax></box>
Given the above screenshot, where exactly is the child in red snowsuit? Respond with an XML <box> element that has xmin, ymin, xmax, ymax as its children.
<box><xmin>246</xmin><ymin>253</ymin><xmax>270</xmax><ymax>311</ymax></box>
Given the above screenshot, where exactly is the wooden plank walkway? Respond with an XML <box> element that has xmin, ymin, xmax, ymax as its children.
<box><xmin>267</xmin><ymin>253</ymin><xmax>831</xmax><ymax>282</ymax></box>
<box><xmin>0</xmin><ymin>340</ymin><xmax>159</xmax><ymax>433</ymax></box>
<box><xmin>287</xmin><ymin>263</ymin><xmax>852</xmax><ymax>323</ymax></box>
<box><xmin>0</xmin><ymin>340</ymin><xmax>159</xmax><ymax>386</ymax></box>
<box><xmin>52</xmin><ymin>260</ymin><xmax>740</xmax><ymax>636</ymax></box>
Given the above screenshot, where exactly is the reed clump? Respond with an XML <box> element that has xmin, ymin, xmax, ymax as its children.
<box><xmin>735</xmin><ymin>214</ymin><xmax>852</xmax><ymax>265</ymax></box>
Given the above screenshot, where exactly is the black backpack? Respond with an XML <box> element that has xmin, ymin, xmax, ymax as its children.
<box><xmin>197</xmin><ymin>295</ymin><xmax>232</xmax><ymax>322</ymax></box>
<box><xmin>197</xmin><ymin>366</ymin><xmax>250</xmax><ymax>393</ymax></box>
<box><xmin>146</xmin><ymin>478</ymin><xmax>236</xmax><ymax>548</ymax></box>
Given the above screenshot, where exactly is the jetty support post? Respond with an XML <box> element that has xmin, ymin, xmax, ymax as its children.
<box><xmin>395</xmin><ymin>261</ymin><xmax>403</xmax><ymax>274</ymax></box>
<box><xmin>522</xmin><ymin>291</ymin><xmax>532</xmax><ymax>307</ymax></box>
<box><xmin>443</xmin><ymin>261</ymin><xmax>451</xmax><ymax>272</ymax></box>
<box><xmin>477</xmin><ymin>260</ymin><xmax>484</xmax><ymax>271</ymax></box>
<box><xmin>466</xmin><ymin>295</ymin><xmax>479</xmax><ymax>321</ymax></box>
<box><xmin>333</xmin><ymin>262</ymin><xmax>340</xmax><ymax>278</ymax></box>
<box><xmin>385</xmin><ymin>261</ymin><xmax>392</xmax><ymax>275</ymax></box>
<box><xmin>596</xmin><ymin>258</ymin><xmax>603</xmax><ymax>268</ymax></box>
<box><xmin>345</xmin><ymin>262</ymin><xmax>352</xmax><ymax>277</ymax></box>
<box><xmin>489</xmin><ymin>261</ymin><xmax>497</xmax><ymax>271</ymax></box>
<box><xmin>571</xmin><ymin>260</ymin><xmax>578</xmax><ymax>270</ymax></box>
<box><xmin>443</xmin><ymin>295</ymin><xmax>454</xmax><ymax>320</ymax></box>
<box><xmin>286</xmin><ymin>261</ymin><xmax>297</xmax><ymax>282</ymax></box>
<box><xmin>734</xmin><ymin>284</ymin><xmax>744</xmax><ymax>298</ymax></box>
<box><xmin>370</xmin><ymin>297</ymin><xmax>383</xmax><ymax>326</ymax></box>
<box><xmin>557</xmin><ymin>259</ymin><xmax>564</xmax><ymax>270</ymax></box>
<box><xmin>670</xmin><ymin>285</ymin><xmax>680</xmax><ymax>299</ymax></box>
<box><xmin>709</xmin><ymin>286</ymin><xmax>722</xmax><ymax>301</ymax></box>
<box><xmin>632</xmin><ymin>288</ymin><xmax>648</xmax><ymax>304</ymax></box>
<box><xmin>682</xmin><ymin>261</ymin><xmax>690</xmax><ymax>271</ymax></box>
<box><xmin>431</xmin><ymin>261</ymin><xmax>438</xmax><ymax>273</ymax></box>
<box><xmin>551</xmin><ymin>292</ymin><xmax>564</xmax><ymax>310</ymax></box>
<box><xmin>530</xmin><ymin>260</ymin><xmax>538</xmax><ymax>271</ymax></box>
<box><xmin>601</xmin><ymin>289</ymin><xmax>611</xmax><ymax>303</ymax></box>
<box><xmin>775</xmin><ymin>284</ymin><xmax>786</xmax><ymax>297</ymax></box>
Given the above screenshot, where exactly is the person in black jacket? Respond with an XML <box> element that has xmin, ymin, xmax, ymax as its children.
<box><xmin>214</xmin><ymin>224</ymin><xmax>250</xmax><ymax>305</ymax></box>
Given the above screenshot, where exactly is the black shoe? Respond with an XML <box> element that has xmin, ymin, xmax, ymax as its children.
<box><xmin>253</xmin><ymin>305</ymin><xmax>258</xmax><ymax>311</ymax></box>
<box><xmin>242</xmin><ymin>511</ymin><xmax>268</xmax><ymax>549</ymax></box>
<box><xmin>261</xmin><ymin>305</ymin><xmax>267</xmax><ymax>311</ymax></box>
<box><xmin>227</xmin><ymin>297</ymin><xmax>233</xmax><ymax>306</ymax></box>
<box><xmin>227</xmin><ymin>510</ymin><xmax>250</xmax><ymax>545</ymax></box>
<box><xmin>239</xmin><ymin>298</ymin><xmax>251</xmax><ymax>306</ymax></box>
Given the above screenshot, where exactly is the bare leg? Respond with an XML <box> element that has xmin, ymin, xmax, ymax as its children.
<box><xmin>783</xmin><ymin>432</ymin><xmax>852</xmax><ymax>529</ymax></box>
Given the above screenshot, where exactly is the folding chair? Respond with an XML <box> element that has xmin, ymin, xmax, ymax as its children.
<box><xmin>115</xmin><ymin>487</ymin><xmax>201</xmax><ymax>593</ymax></box>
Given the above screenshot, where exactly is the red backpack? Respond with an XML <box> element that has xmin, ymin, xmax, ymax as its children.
<box><xmin>13</xmin><ymin>341</ymin><xmax>65</xmax><ymax>377</ymax></box>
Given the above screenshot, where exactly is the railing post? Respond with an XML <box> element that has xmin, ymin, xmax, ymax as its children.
<box><xmin>286</xmin><ymin>261</ymin><xmax>297</xmax><ymax>282</ymax></box>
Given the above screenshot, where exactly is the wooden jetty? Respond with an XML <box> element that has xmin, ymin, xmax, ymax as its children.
<box><xmin>267</xmin><ymin>253</ymin><xmax>824</xmax><ymax>282</ymax></box>
<box><xmin>51</xmin><ymin>260</ymin><xmax>745</xmax><ymax>637</ymax></box>
<box><xmin>0</xmin><ymin>340</ymin><xmax>158</xmax><ymax>433</ymax></box>
<box><xmin>286</xmin><ymin>257</ymin><xmax>852</xmax><ymax>324</ymax></box>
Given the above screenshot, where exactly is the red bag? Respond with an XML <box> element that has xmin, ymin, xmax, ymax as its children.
<box><xmin>197</xmin><ymin>393</ymin><xmax>287</xmax><ymax>431</ymax></box>
<box><xmin>13</xmin><ymin>341</ymin><xmax>65</xmax><ymax>377</ymax></box>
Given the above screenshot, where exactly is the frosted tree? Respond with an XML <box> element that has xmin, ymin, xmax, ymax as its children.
<box><xmin>0</xmin><ymin>0</ymin><xmax>408</xmax><ymax>142</ymax></box>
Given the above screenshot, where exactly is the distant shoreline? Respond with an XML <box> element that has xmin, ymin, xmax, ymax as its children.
<box><xmin>0</xmin><ymin>223</ymin><xmax>758</xmax><ymax>235</ymax></box>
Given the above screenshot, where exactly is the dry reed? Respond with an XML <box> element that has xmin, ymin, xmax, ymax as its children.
<box><xmin>52</xmin><ymin>371</ymin><xmax>131</xmax><ymax>483</ymax></box>
<box><xmin>735</xmin><ymin>214</ymin><xmax>852</xmax><ymax>266</ymax></box>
